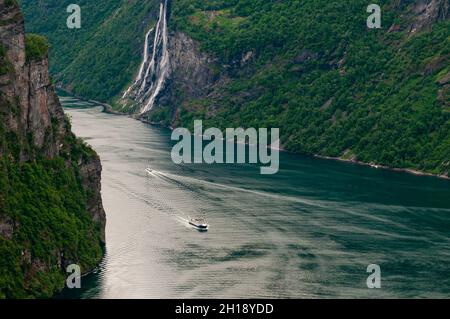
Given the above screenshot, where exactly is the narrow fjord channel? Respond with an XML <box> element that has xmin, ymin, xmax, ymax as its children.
<box><xmin>59</xmin><ymin>97</ymin><xmax>450</xmax><ymax>298</ymax></box>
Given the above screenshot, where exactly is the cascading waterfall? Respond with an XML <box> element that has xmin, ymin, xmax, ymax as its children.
<box><xmin>122</xmin><ymin>0</ymin><xmax>170</xmax><ymax>115</ymax></box>
<box><xmin>121</xmin><ymin>27</ymin><xmax>154</xmax><ymax>99</ymax></box>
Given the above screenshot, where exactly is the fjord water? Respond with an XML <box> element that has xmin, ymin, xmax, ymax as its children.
<box><xmin>60</xmin><ymin>97</ymin><xmax>450</xmax><ymax>298</ymax></box>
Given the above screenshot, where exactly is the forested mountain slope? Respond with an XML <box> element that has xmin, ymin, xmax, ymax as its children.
<box><xmin>21</xmin><ymin>0</ymin><xmax>450</xmax><ymax>176</ymax></box>
<box><xmin>1</xmin><ymin>0</ymin><xmax>105</xmax><ymax>298</ymax></box>
<box><xmin>21</xmin><ymin>0</ymin><xmax>160</xmax><ymax>101</ymax></box>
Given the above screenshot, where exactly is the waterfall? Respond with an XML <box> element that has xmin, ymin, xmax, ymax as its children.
<box><xmin>121</xmin><ymin>27</ymin><xmax>154</xmax><ymax>99</ymax></box>
<box><xmin>122</xmin><ymin>0</ymin><xmax>170</xmax><ymax>115</ymax></box>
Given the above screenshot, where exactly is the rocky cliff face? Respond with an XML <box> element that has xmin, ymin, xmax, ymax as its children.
<box><xmin>154</xmin><ymin>31</ymin><xmax>218</xmax><ymax>121</ymax></box>
<box><xmin>78</xmin><ymin>155</ymin><xmax>106</xmax><ymax>240</ymax></box>
<box><xmin>0</xmin><ymin>1</ymin><xmax>105</xmax><ymax>233</ymax></box>
<box><xmin>0</xmin><ymin>0</ymin><xmax>105</xmax><ymax>232</ymax></box>
<box><xmin>168</xmin><ymin>32</ymin><xmax>217</xmax><ymax>98</ymax></box>
<box><xmin>0</xmin><ymin>0</ymin><xmax>105</xmax><ymax>298</ymax></box>
<box><xmin>119</xmin><ymin>0</ymin><xmax>218</xmax><ymax>119</ymax></box>
<box><xmin>408</xmin><ymin>0</ymin><xmax>449</xmax><ymax>32</ymax></box>
<box><xmin>1</xmin><ymin>1</ymin><xmax>66</xmax><ymax>159</ymax></box>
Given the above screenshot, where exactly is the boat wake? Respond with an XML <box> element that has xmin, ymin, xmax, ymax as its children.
<box><xmin>145</xmin><ymin>167</ymin><xmax>448</xmax><ymax>232</ymax></box>
<box><xmin>145</xmin><ymin>168</ymin><xmax>207</xmax><ymax>229</ymax></box>
<box><xmin>146</xmin><ymin>168</ymin><xmax>326</xmax><ymax>208</ymax></box>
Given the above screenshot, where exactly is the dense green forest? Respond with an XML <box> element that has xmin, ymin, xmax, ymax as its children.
<box><xmin>168</xmin><ymin>0</ymin><xmax>450</xmax><ymax>175</ymax></box>
<box><xmin>0</xmin><ymin>159</ymin><xmax>103</xmax><ymax>298</ymax></box>
<box><xmin>0</xmin><ymin>99</ymin><xmax>104</xmax><ymax>298</ymax></box>
<box><xmin>21</xmin><ymin>0</ymin><xmax>450</xmax><ymax>176</ymax></box>
<box><xmin>1</xmin><ymin>0</ymin><xmax>105</xmax><ymax>298</ymax></box>
<box><xmin>21</xmin><ymin>0</ymin><xmax>160</xmax><ymax>101</ymax></box>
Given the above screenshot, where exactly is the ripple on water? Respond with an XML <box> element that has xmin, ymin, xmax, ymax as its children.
<box><xmin>60</xmin><ymin>100</ymin><xmax>450</xmax><ymax>299</ymax></box>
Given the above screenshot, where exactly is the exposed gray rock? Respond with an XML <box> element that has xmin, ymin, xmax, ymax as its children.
<box><xmin>167</xmin><ymin>31</ymin><xmax>217</xmax><ymax>100</ymax></box>
<box><xmin>0</xmin><ymin>0</ymin><xmax>106</xmax><ymax>272</ymax></box>
<box><xmin>0</xmin><ymin>215</ymin><xmax>14</xmax><ymax>240</ymax></box>
<box><xmin>241</xmin><ymin>51</ymin><xmax>254</xmax><ymax>66</ymax></box>
<box><xmin>437</xmin><ymin>71</ymin><xmax>450</xmax><ymax>85</ymax></box>
<box><xmin>0</xmin><ymin>0</ymin><xmax>66</xmax><ymax>158</ymax></box>
<box><xmin>294</xmin><ymin>50</ymin><xmax>319</xmax><ymax>64</ymax></box>
<box><xmin>131</xmin><ymin>29</ymin><xmax>219</xmax><ymax>122</ymax></box>
<box><xmin>409</xmin><ymin>0</ymin><xmax>449</xmax><ymax>33</ymax></box>
<box><xmin>78</xmin><ymin>155</ymin><xmax>106</xmax><ymax>242</ymax></box>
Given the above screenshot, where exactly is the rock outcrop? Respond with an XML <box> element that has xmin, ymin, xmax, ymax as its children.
<box><xmin>0</xmin><ymin>1</ymin><xmax>105</xmax><ymax>233</ymax></box>
<box><xmin>169</xmin><ymin>32</ymin><xmax>217</xmax><ymax>99</ymax></box>
<box><xmin>153</xmin><ymin>31</ymin><xmax>218</xmax><ymax>115</ymax></box>
<box><xmin>78</xmin><ymin>155</ymin><xmax>106</xmax><ymax>241</ymax></box>
<box><xmin>1</xmin><ymin>1</ymin><xmax>65</xmax><ymax>159</ymax></box>
<box><xmin>0</xmin><ymin>0</ymin><xmax>106</xmax><ymax>297</ymax></box>
<box><xmin>119</xmin><ymin>0</ymin><xmax>217</xmax><ymax>119</ymax></box>
<box><xmin>408</xmin><ymin>0</ymin><xmax>449</xmax><ymax>33</ymax></box>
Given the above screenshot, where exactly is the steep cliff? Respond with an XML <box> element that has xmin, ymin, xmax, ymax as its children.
<box><xmin>0</xmin><ymin>0</ymin><xmax>105</xmax><ymax>298</ymax></box>
<box><xmin>119</xmin><ymin>25</ymin><xmax>217</xmax><ymax>121</ymax></box>
<box><xmin>160</xmin><ymin>31</ymin><xmax>218</xmax><ymax>121</ymax></box>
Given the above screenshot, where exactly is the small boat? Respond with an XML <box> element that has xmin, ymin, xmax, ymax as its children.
<box><xmin>189</xmin><ymin>217</ymin><xmax>209</xmax><ymax>231</ymax></box>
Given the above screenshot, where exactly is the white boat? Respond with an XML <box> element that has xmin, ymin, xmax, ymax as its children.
<box><xmin>188</xmin><ymin>217</ymin><xmax>209</xmax><ymax>231</ymax></box>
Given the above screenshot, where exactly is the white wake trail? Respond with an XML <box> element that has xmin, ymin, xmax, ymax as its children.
<box><xmin>146</xmin><ymin>168</ymin><xmax>329</xmax><ymax>208</ymax></box>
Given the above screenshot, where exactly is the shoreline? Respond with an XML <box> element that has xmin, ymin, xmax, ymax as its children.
<box><xmin>56</xmin><ymin>86</ymin><xmax>126</xmax><ymax>115</ymax></box>
<box><xmin>141</xmin><ymin>116</ymin><xmax>450</xmax><ymax>180</ymax></box>
<box><xmin>59</xmin><ymin>91</ymin><xmax>449</xmax><ymax>181</ymax></box>
<box><xmin>314</xmin><ymin>154</ymin><xmax>449</xmax><ymax>180</ymax></box>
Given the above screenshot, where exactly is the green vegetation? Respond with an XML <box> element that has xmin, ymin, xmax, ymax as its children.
<box><xmin>167</xmin><ymin>0</ymin><xmax>449</xmax><ymax>176</ymax></box>
<box><xmin>0</xmin><ymin>110</ymin><xmax>103</xmax><ymax>298</ymax></box>
<box><xmin>21</xmin><ymin>0</ymin><xmax>160</xmax><ymax>101</ymax></box>
<box><xmin>0</xmin><ymin>44</ymin><xmax>10</xmax><ymax>75</ymax></box>
<box><xmin>25</xmin><ymin>34</ymin><xmax>49</xmax><ymax>62</ymax></box>
<box><xmin>0</xmin><ymin>100</ymin><xmax>103</xmax><ymax>298</ymax></box>
<box><xmin>1</xmin><ymin>1</ymin><xmax>105</xmax><ymax>298</ymax></box>
<box><xmin>0</xmin><ymin>158</ymin><xmax>103</xmax><ymax>298</ymax></box>
<box><xmin>4</xmin><ymin>0</ymin><xmax>17</xmax><ymax>8</ymax></box>
<box><xmin>21</xmin><ymin>0</ymin><xmax>450</xmax><ymax>175</ymax></box>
